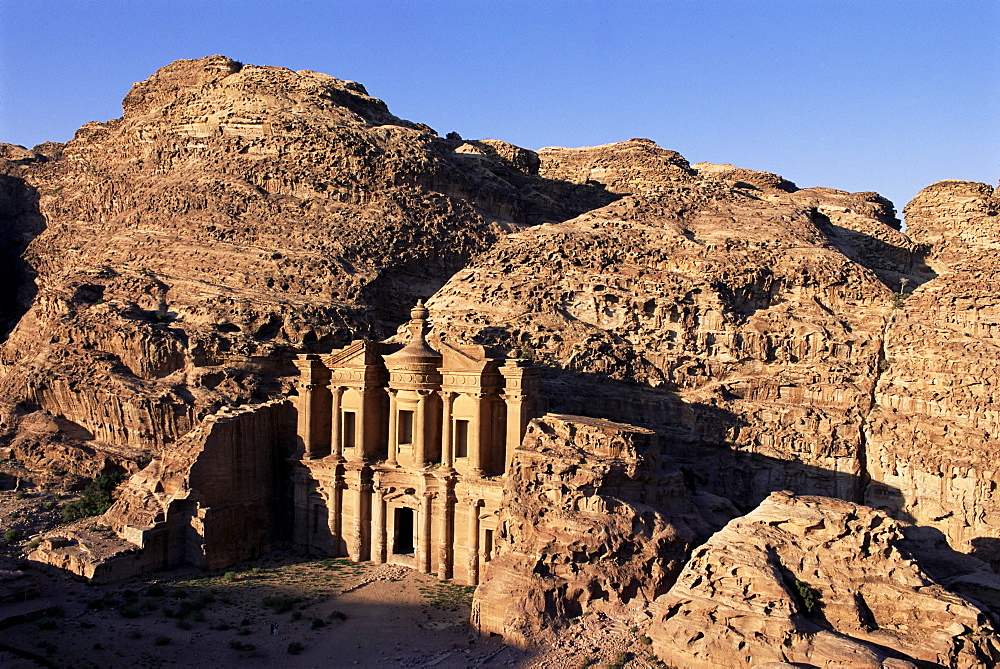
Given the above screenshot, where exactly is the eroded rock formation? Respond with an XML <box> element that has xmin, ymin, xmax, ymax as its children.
<box><xmin>472</xmin><ymin>414</ymin><xmax>716</xmax><ymax>647</ymax></box>
<box><xmin>0</xmin><ymin>56</ymin><xmax>609</xmax><ymax>481</ymax></box>
<box><xmin>865</xmin><ymin>181</ymin><xmax>1000</xmax><ymax>571</ymax></box>
<box><xmin>429</xmin><ymin>140</ymin><xmax>915</xmax><ymax>509</ymax></box>
<box><xmin>649</xmin><ymin>491</ymin><xmax>1000</xmax><ymax>669</ymax></box>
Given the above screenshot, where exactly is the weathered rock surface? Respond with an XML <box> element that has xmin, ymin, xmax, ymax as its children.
<box><xmin>649</xmin><ymin>491</ymin><xmax>1000</xmax><ymax>669</ymax></box>
<box><xmin>31</xmin><ymin>398</ymin><xmax>291</xmax><ymax>577</ymax></box>
<box><xmin>429</xmin><ymin>140</ymin><xmax>916</xmax><ymax>509</ymax></box>
<box><xmin>472</xmin><ymin>414</ymin><xmax>716</xmax><ymax>647</ymax></box>
<box><xmin>0</xmin><ymin>56</ymin><xmax>608</xmax><ymax>480</ymax></box>
<box><xmin>865</xmin><ymin>181</ymin><xmax>1000</xmax><ymax>571</ymax></box>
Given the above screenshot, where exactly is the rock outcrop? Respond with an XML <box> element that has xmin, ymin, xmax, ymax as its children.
<box><xmin>472</xmin><ymin>414</ymin><xmax>716</xmax><ymax>647</ymax></box>
<box><xmin>649</xmin><ymin>491</ymin><xmax>1000</xmax><ymax>669</ymax></box>
<box><xmin>32</xmin><ymin>399</ymin><xmax>292</xmax><ymax>576</ymax></box>
<box><xmin>429</xmin><ymin>141</ymin><xmax>915</xmax><ymax>509</ymax></box>
<box><xmin>862</xmin><ymin>180</ymin><xmax>1000</xmax><ymax>572</ymax></box>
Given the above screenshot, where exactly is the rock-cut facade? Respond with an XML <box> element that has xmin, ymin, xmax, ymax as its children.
<box><xmin>290</xmin><ymin>302</ymin><xmax>543</xmax><ymax>584</ymax></box>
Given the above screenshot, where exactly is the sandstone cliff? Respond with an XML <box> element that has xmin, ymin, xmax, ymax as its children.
<box><xmin>649</xmin><ymin>491</ymin><xmax>1000</xmax><ymax>668</ymax></box>
<box><xmin>0</xmin><ymin>56</ymin><xmax>610</xmax><ymax>481</ymax></box>
<box><xmin>429</xmin><ymin>139</ymin><xmax>918</xmax><ymax>509</ymax></box>
<box><xmin>865</xmin><ymin>180</ymin><xmax>1000</xmax><ymax>571</ymax></box>
<box><xmin>472</xmin><ymin>414</ymin><xmax>717</xmax><ymax>647</ymax></box>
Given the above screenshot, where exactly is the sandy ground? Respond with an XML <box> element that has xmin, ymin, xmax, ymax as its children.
<box><xmin>0</xmin><ymin>548</ymin><xmax>667</xmax><ymax>669</ymax></box>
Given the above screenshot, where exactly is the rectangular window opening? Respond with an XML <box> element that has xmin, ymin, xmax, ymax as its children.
<box><xmin>484</xmin><ymin>528</ymin><xmax>494</xmax><ymax>562</ymax></box>
<box><xmin>455</xmin><ymin>419</ymin><xmax>469</xmax><ymax>458</ymax></box>
<box><xmin>398</xmin><ymin>410</ymin><xmax>414</xmax><ymax>445</ymax></box>
<box><xmin>342</xmin><ymin>411</ymin><xmax>356</xmax><ymax>449</ymax></box>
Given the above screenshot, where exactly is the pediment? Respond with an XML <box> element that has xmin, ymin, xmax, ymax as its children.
<box><xmin>322</xmin><ymin>339</ymin><xmax>385</xmax><ymax>369</ymax></box>
<box><xmin>439</xmin><ymin>342</ymin><xmax>496</xmax><ymax>373</ymax></box>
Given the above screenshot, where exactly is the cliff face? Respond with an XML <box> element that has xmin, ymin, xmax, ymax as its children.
<box><xmin>429</xmin><ymin>139</ymin><xmax>924</xmax><ymax>510</ymax></box>
<box><xmin>866</xmin><ymin>181</ymin><xmax>1000</xmax><ymax>570</ymax></box>
<box><xmin>0</xmin><ymin>56</ymin><xmax>609</xmax><ymax>479</ymax></box>
<box><xmin>2</xmin><ymin>56</ymin><xmax>997</xmax><ymax>620</ymax></box>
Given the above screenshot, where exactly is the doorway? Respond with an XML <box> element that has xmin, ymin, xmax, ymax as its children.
<box><xmin>393</xmin><ymin>507</ymin><xmax>415</xmax><ymax>555</ymax></box>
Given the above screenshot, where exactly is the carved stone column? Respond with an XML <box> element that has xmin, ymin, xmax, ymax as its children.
<box><xmin>372</xmin><ymin>487</ymin><xmax>387</xmax><ymax>563</ymax></box>
<box><xmin>297</xmin><ymin>382</ymin><xmax>317</xmax><ymax>458</ymax></box>
<box><xmin>329</xmin><ymin>385</ymin><xmax>345</xmax><ymax>461</ymax></box>
<box><xmin>418</xmin><ymin>492</ymin><xmax>433</xmax><ymax>574</ymax></box>
<box><xmin>440</xmin><ymin>391</ymin><xmax>454</xmax><ymax>468</ymax></box>
<box><xmin>349</xmin><ymin>481</ymin><xmax>371</xmax><ymax>561</ymax></box>
<box><xmin>500</xmin><ymin>393</ymin><xmax>523</xmax><ymax>473</ymax></box>
<box><xmin>467</xmin><ymin>499</ymin><xmax>482</xmax><ymax>585</ymax></box>
<box><xmin>331</xmin><ymin>480</ymin><xmax>344</xmax><ymax>557</ymax></box>
<box><xmin>414</xmin><ymin>390</ymin><xmax>429</xmax><ymax>467</ymax></box>
<box><xmin>353</xmin><ymin>389</ymin><xmax>369</xmax><ymax>462</ymax></box>
<box><xmin>387</xmin><ymin>389</ymin><xmax>399</xmax><ymax>467</ymax></box>
<box><xmin>434</xmin><ymin>488</ymin><xmax>454</xmax><ymax>579</ymax></box>
<box><xmin>468</xmin><ymin>393</ymin><xmax>484</xmax><ymax>477</ymax></box>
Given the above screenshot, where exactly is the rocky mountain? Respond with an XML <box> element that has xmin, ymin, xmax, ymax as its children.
<box><xmin>2</xmin><ymin>55</ymin><xmax>998</xmax><ymax>665</ymax></box>
<box><xmin>0</xmin><ymin>56</ymin><xmax>611</xmax><ymax>482</ymax></box>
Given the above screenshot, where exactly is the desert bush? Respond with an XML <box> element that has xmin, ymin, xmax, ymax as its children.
<box><xmin>145</xmin><ymin>584</ymin><xmax>165</xmax><ymax>597</ymax></box>
<box><xmin>37</xmin><ymin>617</ymin><xmax>57</xmax><ymax>631</ymax></box>
<box><xmin>153</xmin><ymin>635</ymin><xmax>170</xmax><ymax>646</ymax></box>
<box><xmin>4</xmin><ymin>529</ymin><xmax>21</xmax><ymax>542</ymax></box>
<box><xmin>287</xmin><ymin>641</ymin><xmax>305</xmax><ymax>655</ymax></box>
<box><xmin>310</xmin><ymin>617</ymin><xmax>325</xmax><ymax>630</ymax></box>
<box><xmin>118</xmin><ymin>603</ymin><xmax>141</xmax><ymax>619</ymax></box>
<box><xmin>61</xmin><ymin>472</ymin><xmax>123</xmax><ymax>521</ymax></box>
<box><xmin>794</xmin><ymin>578</ymin><xmax>821</xmax><ymax>614</ymax></box>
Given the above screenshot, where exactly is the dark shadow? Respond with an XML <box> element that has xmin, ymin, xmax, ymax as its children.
<box><xmin>0</xmin><ymin>173</ymin><xmax>46</xmax><ymax>341</ymax></box>
<box><xmin>970</xmin><ymin>537</ymin><xmax>1000</xmax><ymax>573</ymax></box>
<box><xmin>810</xmin><ymin>209</ymin><xmax>938</xmax><ymax>292</ymax></box>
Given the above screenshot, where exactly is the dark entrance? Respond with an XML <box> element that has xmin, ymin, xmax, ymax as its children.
<box><xmin>393</xmin><ymin>507</ymin><xmax>414</xmax><ymax>555</ymax></box>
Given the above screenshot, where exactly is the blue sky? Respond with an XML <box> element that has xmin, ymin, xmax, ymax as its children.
<box><xmin>1</xmin><ymin>0</ymin><xmax>996</xmax><ymax>215</ymax></box>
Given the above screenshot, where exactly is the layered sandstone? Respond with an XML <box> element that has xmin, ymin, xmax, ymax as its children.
<box><xmin>32</xmin><ymin>399</ymin><xmax>291</xmax><ymax>576</ymax></box>
<box><xmin>429</xmin><ymin>140</ymin><xmax>919</xmax><ymax>509</ymax></box>
<box><xmin>0</xmin><ymin>56</ymin><xmax>607</xmax><ymax>481</ymax></box>
<box><xmin>865</xmin><ymin>181</ymin><xmax>1000</xmax><ymax>570</ymax></box>
<box><xmin>649</xmin><ymin>491</ymin><xmax>1000</xmax><ymax>669</ymax></box>
<box><xmin>472</xmin><ymin>414</ymin><xmax>716</xmax><ymax>647</ymax></box>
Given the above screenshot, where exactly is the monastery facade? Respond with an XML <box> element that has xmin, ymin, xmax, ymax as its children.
<box><xmin>290</xmin><ymin>302</ymin><xmax>543</xmax><ymax>584</ymax></box>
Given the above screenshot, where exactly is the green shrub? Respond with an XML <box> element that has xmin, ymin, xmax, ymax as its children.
<box><xmin>223</xmin><ymin>571</ymin><xmax>238</xmax><ymax>582</ymax></box>
<box><xmin>61</xmin><ymin>472</ymin><xmax>124</xmax><ymax>521</ymax></box>
<box><xmin>287</xmin><ymin>641</ymin><xmax>305</xmax><ymax>655</ymax></box>
<box><xmin>27</xmin><ymin>539</ymin><xmax>41</xmax><ymax>550</ymax></box>
<box><xmin>42</xmin><ymin>501</ymin><xmax>57</xmax><ymax>511</ymax></box>
<box><xmin>794</xmin><ymin>578</ymin><xmax>821</xmax><ymax>614</ymax></box>
<box><xmin>310</xmin><ymin>618</ymin><xmax>325</xmax><ymax>630</ymax></box>
<box><xmin>4</xmin><ymin>529</ymin><xmax>21</xmax><ymax>542</ymax></box>
<box><xmin>638</xmin><ymin>635</ymin><xmax>652</xmax><ymax>645</ymax></box>
<box><xmin>153</xmin><ymin>635</ymin><xmax>170</xmax><ymax>646</ymax></box>
<box><xmin>145</xmin><ymin>584</ymin><xmax>165</xmax><ymax>597</ymax></box>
